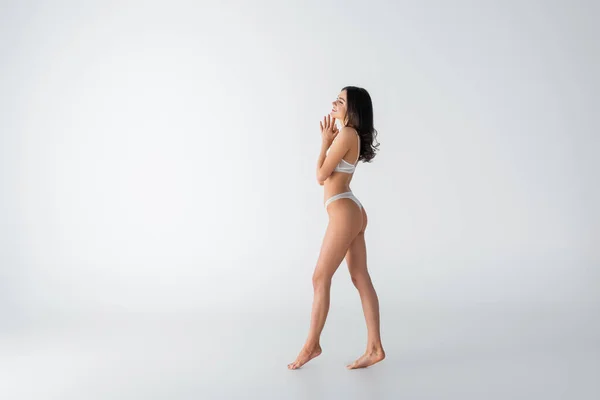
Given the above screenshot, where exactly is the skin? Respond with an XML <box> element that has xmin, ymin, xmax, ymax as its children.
<box><xmin>287</xmin><ymin>90</ymin><xmax>385</xmax><ymax>370</ymax></box>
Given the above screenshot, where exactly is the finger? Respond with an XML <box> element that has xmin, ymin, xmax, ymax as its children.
<box><xmin>320</xmin><ymin>121</ymin><xmax>323</xmax><ymax>131</ymax></box>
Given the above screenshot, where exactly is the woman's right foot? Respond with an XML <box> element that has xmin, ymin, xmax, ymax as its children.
<box><xmin>287</xmin><ymin>343</ymin><xmax>322</xmax><ymax>370</ymax></box>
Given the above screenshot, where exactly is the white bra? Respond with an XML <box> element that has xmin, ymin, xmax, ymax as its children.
<box><xmin>327</xmin><ymin>132</ymin><xmax>360</xmax><ymax>174</ymax></box>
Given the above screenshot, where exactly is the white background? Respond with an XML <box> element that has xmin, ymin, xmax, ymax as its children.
<box><xmin>1</xmin><ymin>1</ymin><xmax>598</xmax><ymax>398</ymax></box>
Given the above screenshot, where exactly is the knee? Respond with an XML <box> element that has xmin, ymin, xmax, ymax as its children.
<box><xmin>350</xmin><ymin>272</ymin><xmax>372</xmax><ymax>290</ymax></box>
<box><xmin>312</xmin><ymin>272</ymin><xmax>332</xmax><ymax>290</ymax></box>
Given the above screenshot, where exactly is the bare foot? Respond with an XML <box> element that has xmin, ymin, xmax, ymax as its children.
<box><xmin>346</xmin><ymin>349</ymin><xmax>386</xmax><ymax>369</ymax></box>
<box><xmin>287</xmin><ymin>344</ymin><xmax>322</xmax><ymax>370</ymax></box>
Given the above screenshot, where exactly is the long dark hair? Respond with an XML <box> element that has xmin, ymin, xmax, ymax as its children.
<box><xmin>342</xmin><ymin>86</ymin><xmax>380</xmax><ymax>162</ymax></box>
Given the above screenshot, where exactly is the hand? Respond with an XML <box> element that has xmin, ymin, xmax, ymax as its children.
<box><xmin>320</xmin><ymin>115</ymin><xmax>338</xmax><ymax>143</ymax></box>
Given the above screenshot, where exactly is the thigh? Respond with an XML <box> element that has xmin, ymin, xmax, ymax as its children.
<box><xmin>346</xmin><ymin>207</ymin><xmax>369</xmax><ymax>276</ymax></box>
<box><xmin>314</xmin><ymin>200</ymin><xmax>363</xmax><ymax>280</ymax></box>
<box><xmin>346</xmin><ymin>232</ymin><xmax>368</xmax><ymax>277</ymax></box>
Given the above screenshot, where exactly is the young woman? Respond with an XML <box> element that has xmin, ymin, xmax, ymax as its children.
<box><xmin>288</xmin><ymin>86</ymin><xmax>385</xmax><ymax>370</ymax></box>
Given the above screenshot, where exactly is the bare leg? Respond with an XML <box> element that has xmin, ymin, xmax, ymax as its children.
<box><xmin>345</xmin><ymin>208</ymin><xmax>385</xmax><ymax>369</ymax></box>
<box><xmin>288</xmin><ymin>199</ymin><xmax>362</xmax><ymax>370</ymax></box>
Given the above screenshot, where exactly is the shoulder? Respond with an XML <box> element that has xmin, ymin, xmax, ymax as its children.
<box><xmin>337</xmin><ymin>126</ymin><xmax>358</xmax><ymax>142</ymax></box>
<box><xmin>339</xmin><ymin>126</ymin><xmax>358</xmax><ymax>136</ymax></box>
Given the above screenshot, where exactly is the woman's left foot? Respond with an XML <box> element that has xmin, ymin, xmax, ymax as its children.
<box><xmin>346</xmin><ymin>349</ymin><xmax>386</xmax><ymax>369</ymax></box>
<box><xmin>287</xmin><ymin>343</ymin><xmax>322</xmax><ymax>370</ymax></box>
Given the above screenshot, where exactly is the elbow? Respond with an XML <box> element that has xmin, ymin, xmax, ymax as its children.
<box><xmin>316</xmin><ymin>171</ymin><xmax>328</xmax><ymax>185</ymax></box>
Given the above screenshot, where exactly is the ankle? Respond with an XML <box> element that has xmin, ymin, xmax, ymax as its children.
<box><xmin>367</xmin><ymin>343</ymin><xmax>384</xmax><ymax>354</ymax></box>
<box><xmin>305</xmin><ymin>341</ymin><xmax>321</xmax><ymax>351</ymax></box>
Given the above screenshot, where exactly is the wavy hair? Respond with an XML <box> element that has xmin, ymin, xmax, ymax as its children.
<box><xmin>342</xmin><ymin>86</ymin><xmax>380</xmax><ymax>162</ymax></box>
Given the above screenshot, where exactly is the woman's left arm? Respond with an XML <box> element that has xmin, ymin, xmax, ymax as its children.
<box><xmin>316</xmin><ymin>128</ymin><xmax>353</xmax><ymax>184</ymax></box>
<box><xmin>316</xmin><ymin>140</ymin><xmax>332</xmax><ymax>185</ymax></box>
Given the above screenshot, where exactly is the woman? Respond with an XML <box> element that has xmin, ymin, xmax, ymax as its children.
<box><xmin>288</xmin><ymin>86</ymin><xmax>385</xmax><ymax>370</ymax></box>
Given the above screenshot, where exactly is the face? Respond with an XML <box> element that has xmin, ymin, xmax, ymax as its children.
<box><xmin>330</xmin><ymin>90</ymin><xmax>347</xmax><ymax>123</ymax></box>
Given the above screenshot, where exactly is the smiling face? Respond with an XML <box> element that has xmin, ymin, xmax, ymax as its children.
<box><xmin>330</xmin><ymin>90</ymin><xmax>348</xmax><ymax>124</ymax></box>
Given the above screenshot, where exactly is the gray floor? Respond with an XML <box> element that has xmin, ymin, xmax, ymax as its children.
<box><xmin>1</xmin><ymin>304</ymin><xmax>598</xmax><ymax>400</ymax></box>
